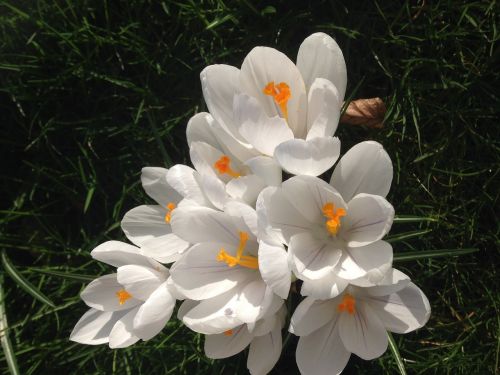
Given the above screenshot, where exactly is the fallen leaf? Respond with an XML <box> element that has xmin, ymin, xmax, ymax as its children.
<box><xmin>340</xmin><ymin>97</ymin><xmax>386</xmax><ymax>129</ymax></box>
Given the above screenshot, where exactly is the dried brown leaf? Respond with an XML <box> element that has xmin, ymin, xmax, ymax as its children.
<box><xmin>340</xmin><ymin>97</ymin><xmax>386</xmax><ymax>129</ymax></box>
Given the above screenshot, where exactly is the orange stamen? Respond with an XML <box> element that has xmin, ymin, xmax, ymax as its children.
<box><xmin>214</xmin><ymin>155</ymin><xmax>241</xmax><ymax>178</ymax></box>
<box><xmin>263</xmin><ymin>81</ymin><xmax>291</xmax><ymax>120</ymax></box>
<box><xmin>322</xmin><ymin>202</ymin><xmax>346</xmax><ymax>235</ymax></box>
<box><xmin>216</xmin><ymin>231</ymin><xmax>258</xmax><ymax>269</ymax></box>
<box><xmin>337</xmin><ymin>294</ymin><xmax>356</xmax><ymax>315</ymax></box>
<box><xmin>116</xmin><ymin>289</ymin><xmax>132</xmax><ymax>305</ymax></box>
<box><xmin>164</xmin><ymin>202</ymin><xmax>176</xmax><ymax>223</ymax></box>
<box><xmin>223</xmin><ymin>329</ymin><xmax>233</xmax><ymax>336</ymax></box>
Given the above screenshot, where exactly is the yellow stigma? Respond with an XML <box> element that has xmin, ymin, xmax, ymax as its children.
<box><xmin>223</xmin><ymin>329</ymin><xmax>233</xmax><ymax>336</ymax></box>
<box><xmin>322</xmin><ymin>202</ymin><xmax>346</xmax><ymax>235</ymax></box>
<box><xmin>164</xmin><ymin>202</ymin><xmax>176</xmax><ymax>223</ymax></box>
<box><xmin>116</xmin><ymin>289</ymin><xmax>132</xmax><ymax>305</ymax></box>
<box><xmin>263</xmin><ymin>81</ymin><xmax>291</xmax><ymax>120</ymax></box>
<box><xmin>216</xmin><ymin>231</ymin><xmax>258</xmax><ymax>269</ymax></box>
<box><xmin>337</xmin><ymin>294</ymin><xmax>356</xmax><ymax>315</ymax></box>
<box><xmin>214</xmin><ymin>155</ymin><xmax>241</xmax><ymax>178</ymax></box>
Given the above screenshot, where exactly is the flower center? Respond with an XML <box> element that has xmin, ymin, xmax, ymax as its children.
<box><xmin>322</xmin><ymin>202</ymin><xmax>346</xmax><ymax>235</ymax></box>
<box><xmin>337</xmin><ymin>293</ymin><xmax>356</xmax><ymax>315</ymax></box>
<box><xmin>223</xmin><ymin>329</ymin><xmax>233</xmax><ymax>336</ymax></box>
<box><xmin>263</xmin><ymin>81</ymin><xmax>291</xmax><ymax>120</ymax></box>
<box><xmin>214</xmin><ymin>155</ymin><xmax>241</xmax><ymax>178</ymax></box>
<box><xmin>164</xmin><ymin>202</ymin><xmax>176</xmax><ymax>223</ymax></box>
<box><xmin>216</xmin><ymin>231</ymin><xmax>258</xmax><ymax>269</ymax></box>
<box><xmin>116</xmin><ymin>289</ymin><xmax>132</xmax><ymax>305</ymax></box>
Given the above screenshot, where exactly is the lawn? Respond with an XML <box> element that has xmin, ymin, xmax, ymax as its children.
<box><xmin>0</xmin><ymin>0</ymin><xmax>498</xmax><ymax>374</ymax></box>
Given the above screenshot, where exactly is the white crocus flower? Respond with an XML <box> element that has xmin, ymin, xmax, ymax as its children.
<box><xmin>169</xmin><ymin>201</ymin><xmax>284</xmax><ymax>333</ymax></box>
<box><xmin>200</xmin><ymin>32</ymin><xmax>346</xmax><ymax>176</ymax></box>
<box><xmin>290</xmin><ymin>270</ymin><xmax>431</xmax><ymax>375</ymax></box>
<box><xmin>70</xmin><ymin>241</ymin><xmax>177</xmax><ymax>348</ymax></box>
<box><xmin>260</xmin><ymin>141</ymin><xmax>394</xmax><ymax>299</ymax></box>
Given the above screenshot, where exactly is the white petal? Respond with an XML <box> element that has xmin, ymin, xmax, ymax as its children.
<box><xmin>186</xmin><ymin>112</ymin><xmax>221</xmax><ymax>149</ymax></box>
<box><xmin>90</xmin><ymin>241</ymin><xmax>153</xmax><ymax>268</ymax></box>
<box><xmin>70</xmin><ymin>308</ymin><xmax>127</xmax><ymax>345</ymax></box>
<box><xmin>274</xmin><ymin>137</ymin><xmax>340</xmax><ymax>176</ymax></box>
<box><xmin>342</xmin><ymin>193</ymin><xmax>394</xmax><ymax>247</ymax></box>
<box><xmin>190</xmin><ymin>141</ymin><xmax>226</xmax><ymax>181</ymax></box>
<box><xmin>236</xmin><ymin>280</ymin><xmax>282</xmax><ymax>324</ymax></box>
<box><xmin>133</xmin><ymin>281</ymin><xmax>175</xmax><ymax>340</ymax></box>
<box><xmin>204</xmin><ymin>325</ymin><xmax>253</xmax><ymax>359</ymax></box>
<box><xmin>224</xmin><ymin>200</ymin><xmax>258</xmax><ymax>237</ymax></box>
<box><xmin>289</xmin><ymin>297</ymin><xmax>337</xmax><ymax>336</ymax></box>
<box><xmin>139</xmin><ymin>233</ymin><xmax>189</xmax><ymax>264</ymax></box>
<box><xmin>306</xmin><ymin>78</ymin><xmax>342</xmax><ymax>139</ymax></box>
<box><xmin>234</xmin><ymin>94</ymin><xmax>294</xmax><ymax>156</ymax></box>
<box><xmin>255</xmin><ymin>187</ymin><xmax>286</xmax><ymax>245</ymax></box>
<box><xmin>240</xmin><ymin>47</ymin><xmax>307</xmax><ymax>138</ymax></box>
<box><xmin>247</xmin><ymin>321</ymin><xmax>282</xmax><ymax>375</ymax></box>
<box><xmin>200</xmin><ymin>64</ymin><xmax>242</xmax><ymax>138</ymax></box>
<box><xmin>108</xmin><ymin>307</ymin><xmax>140</xmax><ymax>348</ymax></box>
<box><xmin>336</xmin><ymin>240</ymin><xmax>393</xmax><ymax>281</ymax></box>
<box><xmin>170</xmin><ymin>242</ymin><xmax>256</xmax><ymax>300</ymax></box>
<box><xmin>183</xmin><ymin>288</ymin><xmax>245</xmax><ymax>334</ymax></box>
<box><xmin>197</xmin><ymin>172</ymin><xmax>228</xmax><ymax>210</ymax></box>
<box><xmin>364</xmin><ymin>282</ymin><xmax>431</xmax><ymax>334</ymax></box>
<box><xmin>281</xmin><ymin>175</ymin><xmax>346</xmax><ymax>224</ymax></box>
<box><xmin>300</xmin><ymin>273</ymin><xmax>348</xmax><ymax>300</ymax></box>
<box><xmin>338</xmin><ymin>301</ymin><xmax>388</xmax><ymax>360</ymax></box>
<box><xmin>177</xmin><ymin>299</ymin><xmax>199</xmax><ymax>320</ymax></box>
<box><xmin>116</xmin><ymin>265</ymin><xmax>167</xmax><ymax>301</ymax></box>
<box><xmin>296</xmin><ymin>32</ymin><xmax>347</xmax><ymax>100</ymax></box>
<box><xmin>121</xmin><ymin>204</ymin><xmax>171</xmax><ymax>244</ymax></box>
<box><xmin>330</xmin><ymin>141</ymin><xmax>393</xmax><ymax>202</ymax></box>
<box><xmin>258</xmin><ymin>241</ymin><xmax>291</xmax><ymax>299</ymax></box>
<box><xmin>170</xmin><ymin>206</ymin><xmax>239</xmax><ymax>244</ymax></box>
<box><xmin>81</xmin><ymin>274</ymin><xmax>142</xmax><ymax>311</ymax></box>
<box><xmin>354</xmin><ymin>268</ymin><xmax>411</xmax><ymax>294</ymax></box>
<box><xmin>140</xmin><ymin>167</ymin><xmax>181</xmax><ymax>207</ymax></box>
<box><xmin>289</xmin><ymin>232</ymin><xmax>342</xmax><ymax>280</ymax></box>
<box><xmin>166</xmin><ymin>164</ymin><xmax>212</xmax><ymax>207</ymax></box>
<box><xmin>245</xmin><ymin>156</ymin><xmax>282</xmax><ymax>187</ymax></box>
<box><xmin>210</xmin><ymin>119</ymin><xmax>259</xmax><ymax>162</ymax></box>
<box><xmin>226</xmin><ymin>175</ymin><xmax>266</xmax><ymax>206</ymax></box>
<box><xmin>250</xmin><ymin>313</ymin><xmax>278</xmax><ymax>337</ymax></box>
<box><xmin>296</xmin><ymin>315</ymin><xmax>350</xmax><ymax>375</ymax></box>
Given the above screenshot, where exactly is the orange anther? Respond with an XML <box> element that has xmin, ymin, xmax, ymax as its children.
<box><xmin>322</xmin><ymin>202</ymin><xmax>346</xmax><ymax>235</ymax></box>
<box><xmin>116</xmin><ymin>289</ymin><xmax>132</xmax><ymax>305</ymax></box>
<box><xmin>164</xmin><ymin>202</ymin><xmax>176</xmax><ymax>223</ymax></box>
<box><xmin>214</xmin><ymin>155</ymin><xmax>241</xmax><ymax>178</ymax></box>
<box><xmin>223</xmin><ymin>329</ymin><xmax>233</xmax><ymax>336</ymax></box>
<box><xmin>263</xmin><ymin>81</ymin><xmax>291</xmax><ymax>120</ymax></box>
<box><xmin>337</xmin><ymin>294</ymin><xmax>356</xmax><ymax>315</ymax></box>
<box><xmin>216</xmin><ymin>231</ymin><xmax>258</xmax><ymax>270</ymax></box>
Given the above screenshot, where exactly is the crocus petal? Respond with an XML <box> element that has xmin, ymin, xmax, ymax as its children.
<box><xmin>116</xmin><ymin>265</ymin><xmax>167</xmax><ymax>301</ymax></box>
<box><xmin>197</xmin><ymin>172</ymin><xmax>228</xmax><ymax>210</ymax></box>
<box><xmin>306</xmin><ymin>78</ymin><xmax>342</xmax><ymax>140</ymax></box>
<box><xmin>190</xmin><ymin>141</ymin><xmax>227</xmax><ymax>181</ymax></box>
<box><xmin>121</xmin><ymin>204</ymin><xmax>171</xmax><ymax>244</ymax></box>
<box><xmin>81</xmin><ymin>274</ymin><xmax>142</xmax><ymax>311</ymax></box>
<box><xmin>300</xmin><ymin>273</ymin><xmax>348</xmax><ymax>300</ymax></box>
<box><xmin>108</xmin><ymin>307</ymin><xmax>140</xmax><ymax>349</ymax></box>
<box><xmin>296</xmin><ymin>32</ymin><xmax>347</xmax><ymax>100</ymax></box>
<box><xmin>166</xmin><ymin>164</ymin><xmax>212</xmax><ymax>207</ymax></box>
<box><xmin>177</xmin><ymin>299</ymin><xmax>199</xmax><ymax>320</ymax></box>
<box><xmin>338</xmin><ymin>302</ymin><xmax>388</xmax><ymax>360</ymax></box>
<box><xmin>247</xmin><ymin>321</ymin><xmax>282</xmax><ymax>375</ymax></box>
<box><xmin>234</xmin><ymin>94</ymin><xmax>294</xmax><ymax>156</ymax></box>
<box><xmin>236</xmin><ymin>280</ymin><xmax>282</xmax><ymax>324</ymax></box>
<box><xmin>330</xmin><ymin>141</ymin><xmax>393</xmax><ymax>202</ymax></box>
<box><xmin>186</xmin><ymin>112</ymin><xmax>222</xmax><ymax>149</ymax></box>
<box><xmin>364</xmin><ymin>282</ymin><xmax>431</xmax><ymax>334</ymax></box>
<box><xmin>70</xmin><ymin>308</ymin><xmax>127</xmax><ymax>345</ymax></box>
<box><xmin>245</xmin><ymin>155</ymin><xmax>282</xmax><ymax>187</ymax></box>
<box><xmin>296</xmin><ymin>315</ymin><xmax>350</xmax><ymax>375</ymax></box>
<box><xmin>133</xmin><ymin>281</ymin><xmax>175</xmax><ymax>340</ymax></box>
<box><xmin>226</xmin><ymin>175</ymin><xmax>266</xmax><ymax>206</ymax></box>
<box><xmin>289</xmin><ymin>232</ymin><xmax>342</xmax><ymax>280</ymax></box>
<box><xmin>274</xmin><ymin>137</ymin><xmax>340</xmax><ymax>176</ymax></box>
<box><xmin>204</xmin><ymin>325</ymin><xmax>253</xmax><ymax>359</ymax></box>
<box><xmin>139</xmin><ymin>233</ymin><xmax>189</xmax><ymax>264</ymax></box>
<box><xmin>258</xmin><ymin>241</ymin><xmax>291</xmax><ymax>299</ymax></box>
<box><xmin>90</xmin><ymin>241</ymin><xmax>154</xmax><ymax>268</ymax></box>
<box><xmin>224</xmin><ymin>200</ymin><xmax>258</xmax><ymax>237</ymax></box>
<box><xmin>342</xmin><ymin>193</ymin><xmax>394</xmax><ymax>247</ymax></box>
<box><xmin>335</xmin><ymin>240</ymin><xmax>393</xmax><ymax>282</ymax></box>
<box><xmin>289</xmin><ymin>297</ymin><xmax>338</xmax><ymax>336</ymax></box>
<box><xmin>355</xmin><ymin>268</ymin><xmax>411</xmax><ymax>294</ymax></box>
<box><xmin>200</xmin><ymin>64</ymin><xmax>242</xmax><ymax>139</ymax></box>
<box><xmin>240</xmin><ymin>46</ymin><xmax>307</xmax><ymax>138</ymax></box>
<box><xmin>170</xmin><ymin>242</ymin><xmax>256</xmax><ymax>300</ymax></box>
<box><xmin>140</xmin><ymin>167</ymin><xmax>181</xmax><ymax>207</ymax></box>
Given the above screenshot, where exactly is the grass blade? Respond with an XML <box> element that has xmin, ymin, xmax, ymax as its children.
<box><xmin>387</xmin><ymin>332</ymin><xmax>407</xmax><ymax>375</ymax></box>
<box><xmin>1</xmin><ymin>252</ymin><xmax>56</xmax><ymax>308</ymax></box>
<box><xmin>0</xmin><ymin>275</ymin><xmax>21</xmax><ymax>375</ymax></box>
<box><xmin>386</xmin><ymin>229</ymin><xmax>432</xmax><ymax>243</ymax></box>
<box><xmin>393</xmin><ymin>215</ymin><xmax>438</xmax><ymax>223</ymax></box>
<box><xmin>30</xmin><ymin>268</ymin><xmax>95</xmax><ymax>282</ymax></box>
<box><xmin>394</xmin><ymin>248</ymin><xmax>479</xmax><ymax>262</ymax></box>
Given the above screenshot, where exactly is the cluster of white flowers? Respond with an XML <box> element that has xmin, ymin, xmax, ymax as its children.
<box><xmin>70</xmin><ymin>33</ymin><xmax>430</xmax><ymax>374</ymax></box>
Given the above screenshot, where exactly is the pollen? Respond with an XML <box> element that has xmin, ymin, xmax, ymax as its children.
<box><xmin>214</xmin><ymin>155</ymin><xmax>241</xmax><ymax>178</ymax></box>
<box><xmin>216</xmin><ymin>231</ymin><xmax>258</xmax><ymax>270</ymax></box>
<box><xmin>116</xmin><ymin>289</ymin><xmax>132</xmax><ymax>305</ymax></box>
<box><xmin>263</xmin><ymin>81</ymin><xmax>291</xmax><ymax>120</ymax></box>
<box><xmin>223</xmin><ymin>329</ymin><xmax>233</xmax><ymax>336</ymax></box>
<box><xmin>337</xmin><ymin>294</ymin><xmax>356</xmax><ymax>315</ymax></box>
<box><xmin>164</xmin><ymin>202</ymin><xmax>176</xmax><ymax>223</ymax></box>
<box><xmin>322</xmin><ymin>202</ymin><xmax>346</xmax><ymax>235</ymax></box>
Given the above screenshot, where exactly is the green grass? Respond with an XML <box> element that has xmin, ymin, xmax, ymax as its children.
<box><xmin>0</xmin><ymin>0</ymin><xmax>498</xmax><ymax>373</ymax></box>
